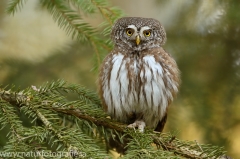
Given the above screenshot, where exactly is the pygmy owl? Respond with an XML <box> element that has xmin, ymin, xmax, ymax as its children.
<box><xmin>98</xmin><ymin>17</ymin><xmax>180</xmax><ymax>132</ymax></box>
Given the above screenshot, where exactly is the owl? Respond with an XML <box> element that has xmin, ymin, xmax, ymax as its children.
<box><xmin>98</xmin><ymin>17</ymin><xmax>180</xmax><ymax>132</ymax></box>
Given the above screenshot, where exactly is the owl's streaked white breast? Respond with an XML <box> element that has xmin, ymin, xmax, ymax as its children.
<box><xmin>101</xmin><ymin>51</ymin><xmax>177</xmax><ymax>129</ymax></box>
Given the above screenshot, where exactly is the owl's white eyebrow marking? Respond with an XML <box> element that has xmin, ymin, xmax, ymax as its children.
<box><xmin>140</xmin><ymin>26</ymin><xmax>151</xmax><ymax>32</ymax></box>
<box><xmin>127</xmin><ymin>25</ymin><xmax>137</xmax><ymax>30</ymax></box>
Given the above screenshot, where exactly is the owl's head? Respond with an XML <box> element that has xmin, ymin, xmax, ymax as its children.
<box><xmin>111</xmin><ymin>17</ymin><xmax>166</xmax><ymax>51</ymax></box>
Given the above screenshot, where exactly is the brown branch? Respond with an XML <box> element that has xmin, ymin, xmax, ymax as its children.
<box><xmin>152</xmin><ymin>136</ymin><xmax>204</xmax><ymax>159</ymax></box>
<box><xmin>40</xmin><ymin>107</ymin><xmax>222</xmax><ymax>159</ymax></box>
<box><xmin>51</xmin><ymin>107</ymin><xmax>126</xmax><ymax>132</ymax></box>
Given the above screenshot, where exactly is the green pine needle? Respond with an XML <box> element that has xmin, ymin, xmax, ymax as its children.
<box><xmin>6</xmin><ymin>0</ymin><xmax>28</xmax><ymax>15</ymax></box>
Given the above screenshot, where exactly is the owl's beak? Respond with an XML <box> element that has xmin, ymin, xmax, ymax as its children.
<box><xmin>136</xmin><ymin>35</ymin><xmax>141</xmax><ymax>45</ymax></box>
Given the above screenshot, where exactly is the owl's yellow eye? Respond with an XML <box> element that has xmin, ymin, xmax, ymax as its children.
<box><xmin>126</xmin><ymin>29</ymin><xmax>134</xmax><ymax>36</ymax></box>
<box><xmin>144</xmin><ymin>30</ymin><xmax>151</xmax><ymax>37</ymax></box>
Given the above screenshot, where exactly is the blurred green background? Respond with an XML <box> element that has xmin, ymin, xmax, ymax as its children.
<box><xmin>0</xmin><ymin>0</ymin><xmax>239</xmax><ymax>158</ymax></box>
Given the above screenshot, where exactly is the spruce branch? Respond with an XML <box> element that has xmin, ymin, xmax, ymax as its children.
<box><xmin>0</xmin><ymin>101</ymin><xmax>23</xmax><ymax>141</ymax></box>
<box><xmin>6</xmin><ymin>0</ymin><xmax>123</xmax><ymax>69</ymax></box>
<box><xmin>69</xmin><ymin>0</ymin><xmax>97</xmax><ymax>14</ymax></box>
<box><xmin>40</xmin><ymin>0</ymin><xmax>97</xmax><ymax>41</ymax></box>
<box><xmin>0</xmin><ymin>84</ymin><xmax>109</xmax><ymax>158</ymax></box>
<box><xmin>0</xmin><ymin>100</ymin><xmax>42</xmax><ymax>154</ymax></box>
<box><xmin>6</xmin><ymin>0</ymin><xmax>28</xmax><ymax>15</ymax></box>
<box><xmin>0</xmin><ymin>80</ymin><xmax>228</xmax><ymax>158</ymax></box>
<box><xmin>38</xmin><ymin>0</ymin><xmax>121</xmax><ymax>67</ymax></box>
<box><xmin>90</xmin><ymin>0</ymin><xmax>118</xmax><ymax>25</ymax></box>
<box><xmin>36</xmin><ymin>79</ymin><xmax>101</xmax><ymax>107</ymax></box>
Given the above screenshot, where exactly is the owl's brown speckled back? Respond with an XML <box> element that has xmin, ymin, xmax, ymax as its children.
<box><xmin>99</xmin><ymin>17</ymin><xmax>180</xmax><ymax>132</ymax></box>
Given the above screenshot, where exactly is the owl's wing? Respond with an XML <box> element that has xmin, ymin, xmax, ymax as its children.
<box><xmin>145</xmin><ymin>47</ymin><xmax>180</xmax><ymax>132</ymax></box>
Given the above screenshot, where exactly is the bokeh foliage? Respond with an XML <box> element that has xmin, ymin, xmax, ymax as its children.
<box><xmin>164</xmin><ymin>1</ymin><xmax>240</xmax><ymax>158</ymax></box>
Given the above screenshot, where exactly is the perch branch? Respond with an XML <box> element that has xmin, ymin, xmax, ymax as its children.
<box><xmin>0</xmin><ymin>89</ymin><xmax>227</xmax><ymax>159</ymax></box>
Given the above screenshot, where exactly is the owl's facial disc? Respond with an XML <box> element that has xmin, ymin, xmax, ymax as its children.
<box><xmin>125</xmin><ymin>25</ymin><xmax>152</xmax><ymax>46</ymax></box>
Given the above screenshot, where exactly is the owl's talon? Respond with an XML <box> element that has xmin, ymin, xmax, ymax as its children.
<box><xmin>127</xmin><ymin>120</ymin><xmax>146</xmax><ymax>133</ymax></box>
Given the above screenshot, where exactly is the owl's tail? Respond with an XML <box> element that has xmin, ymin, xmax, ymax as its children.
<box><xmin>154</xmin><ymin>113</ymin><xmax>168</xmax><ymax>132</ymax></box>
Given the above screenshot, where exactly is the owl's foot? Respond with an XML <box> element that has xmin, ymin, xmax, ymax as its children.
<box><xmin>127</xmin><ymin>120</ymin><xmax>146</xmax><ymax>132</ymax></box>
